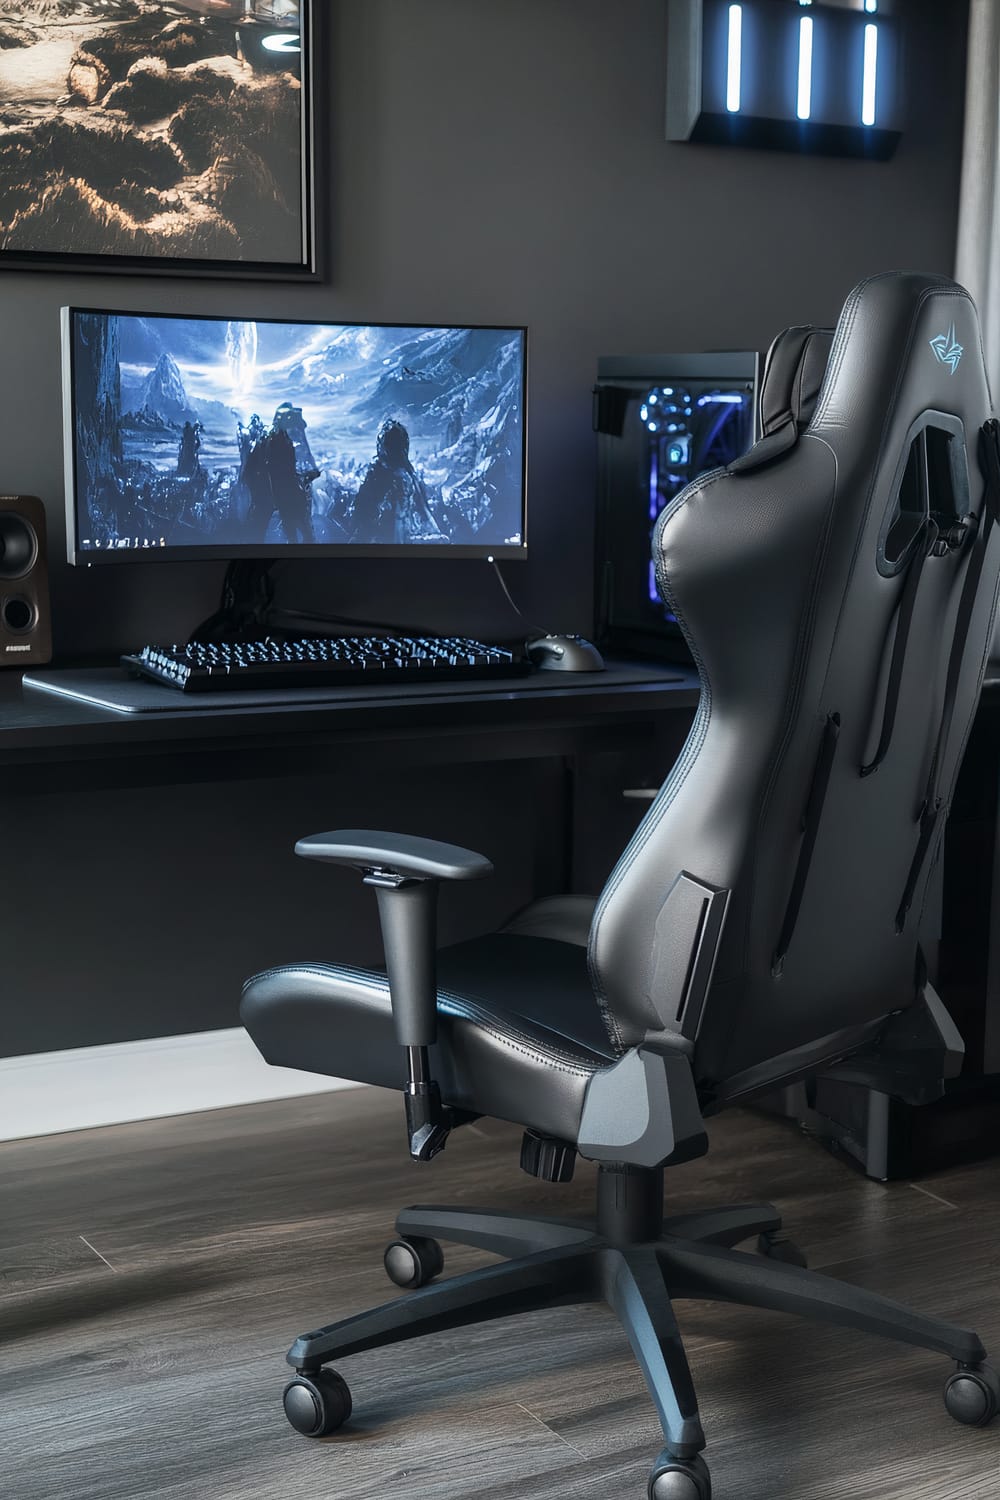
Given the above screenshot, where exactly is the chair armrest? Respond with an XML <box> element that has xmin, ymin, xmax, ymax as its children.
<box><xmin>295</xmin><ymin>829</ymin><xmax>494</xmax><ymax>883</ymax></box>
<box><xmin>295</xmin><ymin>828</ymin><xmax>493</xmax><ymax>1161</ymax></box>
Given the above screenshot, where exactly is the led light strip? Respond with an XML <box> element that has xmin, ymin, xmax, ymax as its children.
<box><xmin>862</xmin><ymin>20</ymin><xmax>878</xmax><ymax>125</ymax></box>
<box><xmin>726</xmin><ymin>4</ymin><xmax>743</xmax><ymax>114</ymax></box>
<box><xmin>797</xmin><ymin>14</ymin><xmax>814</xmax><ymax>121</ymax></box>
<box><xmin>725</xmin><ymin>0</ymin><xmax>881</xmax><ymax>134</ymax></box>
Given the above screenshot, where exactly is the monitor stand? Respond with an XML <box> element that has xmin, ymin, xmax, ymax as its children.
<box><xmin>190</xmin><ymin>560</ymin><xmax>276</xmax><ymax>644</ymax></box>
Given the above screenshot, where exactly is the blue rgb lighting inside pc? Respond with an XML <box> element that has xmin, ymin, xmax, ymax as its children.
<box><xmin>594</xmin><ymin>351</ymin><xmax>758</xmax><ymax>657</ymax></box>
<box><xmin>62</xmin><ymin>309</ymin><xmax>527</xmax><ymax>564</ymax></box>
<box><xmin>639</xmin><ymin>383</ymin><xmax>755</xmax><ymax>616</ymax></box>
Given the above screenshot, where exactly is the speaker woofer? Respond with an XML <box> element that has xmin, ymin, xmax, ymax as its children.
<box><xmin>0</xmin><ymin>512</ymin><xmax>38</xmax><ymax>581</ymax></box>
<box><xmin>2</xmin><ymin>595</ymin><xmax>36</xmax><ymax>634</ymax></box>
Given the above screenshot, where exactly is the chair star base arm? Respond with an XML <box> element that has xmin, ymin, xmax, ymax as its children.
<box><xmin>659</xmin><ymin>1237</ymin><xmax>987</xmax><ymax>1365</ymax></box>
<box><xmin>288</xmin><ymin>1242</ymin><xmax>599</xmax><ymax>1368</ymax></box>
<box><xmin>295</xmin><ymin>827</ymin><xmax>494</xmax><ymax>1162</ymax></box>
<box><xmin>660</xmin><ymin>1202</ymin><xmax>782</xmax><ymax>1247</ymax></box>
<box><xmin>396</xmin><ymin>1203</ymin><xmax>598</xmax><ymax>1257</ymax></box>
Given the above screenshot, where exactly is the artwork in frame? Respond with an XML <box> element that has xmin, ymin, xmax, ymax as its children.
<box><xmin>0</xmin><ymin>0</ymin><xmax>318</xmax><ymax>278</ymax></box>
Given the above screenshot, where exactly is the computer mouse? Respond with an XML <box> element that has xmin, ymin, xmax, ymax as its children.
<box><xmin>526</xmin><ymin>634</ymin><xmax>605</xmax><ymax>672</ymax></box>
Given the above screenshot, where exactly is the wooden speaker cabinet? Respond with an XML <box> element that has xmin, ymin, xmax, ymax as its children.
<box><xmin>0</xmin><ymin>495</ymin><xmax>52</xmax><ymax>668</ymax></box>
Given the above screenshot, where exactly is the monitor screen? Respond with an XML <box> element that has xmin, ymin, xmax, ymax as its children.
<box><xmin>62</xmin><ymin>308</ymin><xmax>527</xmax><ymax>563</ymax></box>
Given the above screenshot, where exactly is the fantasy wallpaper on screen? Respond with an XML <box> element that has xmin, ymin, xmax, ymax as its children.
<box><xmin>68</xmin><ymin>312</ymin><xmax>526</xmax><ymax>552</ymax></box>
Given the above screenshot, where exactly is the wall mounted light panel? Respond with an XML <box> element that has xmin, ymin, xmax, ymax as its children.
<box><xmin>667</xmin><ymin>0</ymin><xmax>903</xmax><ymax>159</ymax></box>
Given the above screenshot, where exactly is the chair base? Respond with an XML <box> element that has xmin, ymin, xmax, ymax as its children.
<box><xmin>284</xmin><ymin>1164</ymin><xmax>991</xmax><ymax>1470</ymax></box>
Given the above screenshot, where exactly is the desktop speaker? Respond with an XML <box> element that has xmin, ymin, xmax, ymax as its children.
<box><xmin>0</xmin><ymin>495</ymin><xmax>52</xmax><ymax>668</ymax></box>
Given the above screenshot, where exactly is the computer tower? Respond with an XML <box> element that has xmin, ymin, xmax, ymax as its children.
<box><xmin>765</xmin><ymin>1074</ymin><xmax>1000</xmax><ymax>1183</ymax></box>
<box><xmin>593</xmin><ymin>351</ymin><xmax>759</xmax><ymax>660</ymax></box>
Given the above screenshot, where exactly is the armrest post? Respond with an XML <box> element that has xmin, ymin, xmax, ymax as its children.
<box><xmin>370</xmin><ymin>877</ymin><xmax>439</xmax><ymax>1048</ymax></box>
<box><xmin>366</xmin><ymin>871</ymin><xmax>449</xmax><ymax>1161</ymax></box>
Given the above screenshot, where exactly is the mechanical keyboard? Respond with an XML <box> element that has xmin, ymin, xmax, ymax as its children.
<box><xmin>122</xmin><ymin>636</ymin><xmax>533</xmax><ymax>693</ymax></box>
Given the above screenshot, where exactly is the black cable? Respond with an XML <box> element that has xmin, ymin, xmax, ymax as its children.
<box><xmin>266</xmin><ymin>558</ymin><xmax>546</xmax><ymax>643</ymax></box>
<box><xmin>269</xmin><ymin>604</ymin><xmax>439</xmax><ymax>638</ymax></box>
<box><xmin>487</xmin><ymin>556</ymin><xmax>546</xmax><ymax>638</ymax></box>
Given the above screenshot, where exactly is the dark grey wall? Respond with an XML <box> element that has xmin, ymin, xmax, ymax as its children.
<box><xmin>2</xmin><ymin>0</ymin><xmax>971</xmax><ymax>1056</ymax></box>
<box><xmin>0</xmin><ymin>0</ymin><xmax>970</xmax><ymax>659</ymax></box>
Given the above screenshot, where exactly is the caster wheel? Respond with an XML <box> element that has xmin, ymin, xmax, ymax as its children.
<box><xmin>384</xmin><ymin>1235</ymin><xmax>444</xmax><ymax>1289</ymax></box>
<box><xmin>648</xmin><ymin>1450</ymin><xmax>711</xmax><ymax>1500</ymax></box>
<box><xmin>282</xmin><ymin>1368</ymin><xmax>353</xmax><ymax>1438</ymax></box>
<box><xmin>757</xmin><ymin>1230</ymin><xmax>808</xmax><ymax>1269</ymax></box>
<box><xmin>944</xmin><ymin>1362</ymin><xmax>1000</xmax><ymax>1427</ymax></box>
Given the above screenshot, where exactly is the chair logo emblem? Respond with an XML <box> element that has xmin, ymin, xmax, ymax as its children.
<box><xmin>929</xmin><ymin>324</ymin><xmax>963</xmax><ymax>374</ymax></box>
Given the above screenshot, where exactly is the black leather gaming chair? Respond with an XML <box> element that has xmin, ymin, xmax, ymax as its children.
<box><xmin>242</xmin><ymin>273</ymin><xmax>1000</xmax><ymax>1500</ymax></box>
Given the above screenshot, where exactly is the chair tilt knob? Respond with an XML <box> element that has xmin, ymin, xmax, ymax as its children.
<box><xmin>520</xmin><ymin>1130</ymin><xmax>577</xmax><ymax>1183</ymax></box>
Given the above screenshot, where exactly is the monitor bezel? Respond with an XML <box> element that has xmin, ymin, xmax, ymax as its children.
<box><xmin>61</xmin><ymin>306</ymin><xmax>529</xmax><ymax>565</ymax></box>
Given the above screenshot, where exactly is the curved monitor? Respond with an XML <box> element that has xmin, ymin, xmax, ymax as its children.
<box><xmin>62</xmin><ymin>308</ymin><xmax>527</xmax><ymax>564</ymax></box>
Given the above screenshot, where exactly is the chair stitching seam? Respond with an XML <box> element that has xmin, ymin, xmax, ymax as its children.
<box><xmin>246</xmin><ymin>965</ymin><xmax>599</xmax><ymax>1076</ymax></box>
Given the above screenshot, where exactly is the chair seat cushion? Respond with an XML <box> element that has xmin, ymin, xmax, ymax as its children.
<box><xmin>241</xmin><ymin>897</ymin><xmax>617</xmax><ymax>1143</ymax></box>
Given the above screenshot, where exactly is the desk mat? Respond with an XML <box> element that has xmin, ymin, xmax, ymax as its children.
<box><xmin>23</xmin><ymin>661</ymin><xmax>685</xmax><ymax>715</ymax></box>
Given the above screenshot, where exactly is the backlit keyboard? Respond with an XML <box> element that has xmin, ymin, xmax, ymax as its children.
<box><xmin>122</xmin><ymin>635</ymin><xmax>533</xmax><ymax>693</ymax></box>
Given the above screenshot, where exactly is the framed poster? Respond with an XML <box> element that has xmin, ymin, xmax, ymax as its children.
<box><xmin>0</xmin><ymin>1</ymin><xmax>319</xmax><ymax>279</ymax></box>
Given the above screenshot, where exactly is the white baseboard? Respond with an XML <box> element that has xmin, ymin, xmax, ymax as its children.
<box><xmin>0</xmin><ymin>1028</ymin><xmax>357</xmax><ymax>1142</ymax></box>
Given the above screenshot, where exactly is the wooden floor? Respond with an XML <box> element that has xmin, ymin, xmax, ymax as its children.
<box><xmin>1</xmin><ymin>1089</ymin><xmax>998</xmax><ymax>1500</ymax></box>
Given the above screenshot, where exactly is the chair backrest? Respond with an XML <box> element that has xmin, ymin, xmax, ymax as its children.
<box><xmin>588</xmin><ymin>272</ymin><xmax>1000</xmax><ymax>1104</ymax></box>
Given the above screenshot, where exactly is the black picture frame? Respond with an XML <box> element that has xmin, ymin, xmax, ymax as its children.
<box><xmin>0</xmin><ymin>1</ymin><xmax>321</xmax><ymax>281</ymax></box>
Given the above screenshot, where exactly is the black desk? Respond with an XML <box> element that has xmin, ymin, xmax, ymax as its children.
<box><xmin>1</xmin><ymin>660</ymin><xmax>698</xmax><ymax>791</ymax></box>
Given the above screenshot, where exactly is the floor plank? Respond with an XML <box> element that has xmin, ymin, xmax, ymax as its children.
<box><xmin>1</xmin><ymin>1090</ymin><xmax>997</xmax><ymax>1499</ymax></box>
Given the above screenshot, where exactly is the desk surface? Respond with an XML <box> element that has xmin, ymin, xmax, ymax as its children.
<box><xmin>0</xmin><ymin>658</ymin><xmax>701</xmax><ymax>766</ymax></box>
<box><xmin>6</xmin><ymin>661</ymin><xmax>999</xmax><ymax>768</ymax></box>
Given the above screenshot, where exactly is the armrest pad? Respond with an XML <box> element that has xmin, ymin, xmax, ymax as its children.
<box><xmin>295</xmin><ymin>829</ymin><xmax>494</xmax><ymax>882</ymax></box>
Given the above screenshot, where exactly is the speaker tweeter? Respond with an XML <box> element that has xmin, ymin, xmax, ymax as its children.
<box><xmin>0</xmin><ymin>496</ymin><xmax>52</xmax><ymax>667</ymax></box>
